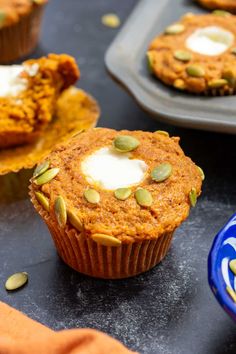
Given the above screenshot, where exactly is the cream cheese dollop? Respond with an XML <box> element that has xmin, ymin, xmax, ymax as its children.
<box><xmin>81</xmin><ymin>147</ymin><xmax>148</xmax><ymax>190</ymax></box>
<box><xmin>0</xmin><ymin>63</ymin><xmax>39</xmax><ymax>97</ymax></box>
<box><xmin>186</xmin><ymin>26</ymin><xmax>234</xmax><ymax>56</ymax></box>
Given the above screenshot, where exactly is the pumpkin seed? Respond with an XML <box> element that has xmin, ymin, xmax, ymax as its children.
<box><xmin>67</xmin><ymin>209</ymin><xmax>83</xmax><ymax>232</ymax></box>
<box><xmin>151</xmin><ymin>163</ymin><xmax>172</xmax><ymax>182</ymax></box>
<box><xmin>91</xmin><ymin>233</ymin><xmax>121</xmax><ymax>247</ymax></box>
<box><xmin>84</xmin><ymin>189</ymin><xmax>100</xmax><ymax>204</ymax></box>
<box><xmin>174</xmin><ymin>50</ymin><xmax>192</xmax><ymax>62</ymax></box>
<box><xmin>55</xmin><ymin>196</ymin><xmax>67</xmax><ymax>227</ymax></box>
<box><xmin>33</xmin><ymin>160</ymin><xmax>50</xmax><ymax>178</ymax></box>
<box><xmin>155</xmin><ymin>130</ymin><xmax>169</xmax><ymax>137</ymax></box>
<box><xmin>229</xmin><ymin>259</ymin><xmax>236</xmax><ymax>275</ymax></box>
<box><xmin>208</xmin><ymin>79</ymin><xmax>228</xmax><ymax>89</ymax></box>
<box><xmin>34</xmin><ymin>168</ymin><xmax>59</xmax><ymax>185</ymax></box>
<box><xmin>189</xmin><ymin>187</ymin><xmax>197</xmax><ymax>207</ymax></box>
<box><xmin>5</xmin><ymin>272</ymin><xmax>28</xmax><ymax>291</ymax></box>
<box><xmin>213</xmin><ymin>10</ymin><xmax>231</xmax><ymax>17</ymax></box>
<box><xmin>147</xmin><ymin>52</ymin><xmax>154</xmax><ymax>73</ymax></box>
<box><xmin>197</xmin><ymin>166</ymin><xmax>205</xmax><ymax>181</ymax></box>
<box><xmin>35</xmin><ymin>192</ymin><xmax>50</xmax><ymax>212</ymax></box>
<box><xmin>114</xmin><ymin>187</ymin><xmax>132</xmax><ymax>201</ymax></box>
<box><xmin>165</xmin><ymin>23</ymin><xmax>185</xmax><ymax>35</ymax></box>
<box><xmin>0</xmin><ymin>12</ymin><xmax>6</xmax><ymax>27</ymax></box>
<box><xmin>226</xmin><ymin>286</ymin><xmax>236</xmax><ymax>303</ymax></box>
<box><xmin>135</xmin><ymin>188</ymin><xmax>153</xmax><ymax>207</ymax></box>
<box><xmin>173</xmin><ymin>79</ymin><xmax>186</xmax><ymax>90</ymax></box>
<box><xmin>113</xmin><ymin>135</ymin><xmax>140</xmax><ymax>152</ymax></box>
<box><xmin>222</xmin><ymin>69</ymin><xmax>236</xmax><ymax>87</ymax></box>
<box><xmin>101</xmin><ymin>13</ymin><xmax>120</xmax><ymax>28</ymax></box>
<box><xmin>186</xmin><ymin>65</ymin><xmax>205</xmax><ymax>78</ymax></box>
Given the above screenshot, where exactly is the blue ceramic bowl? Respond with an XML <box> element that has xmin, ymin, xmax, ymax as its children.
<box><xmin>208</xmin><ymin>213</ymin><xmax>236</xmax><ymax>321</ymax></box>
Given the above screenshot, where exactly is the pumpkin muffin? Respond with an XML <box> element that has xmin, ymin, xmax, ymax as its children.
<box><xmin>29</xmin><ymin>128</ymin><xmax>203</xmax><ymax>279</ymax></box>
<box><xmin>147</xmin><ymin>12</ymin><xmax>236</xmax><ymax>95</ymax></box>
<box><xmin>0</xmin><ymin>53</ymin><xmax>80</xmax><ymax>149</ymax></box>
<box><xmin>0</xmin><ymin>0</ymin><xmax>47</xmax><ymax>63</ymax></box>
<box><xmin>197</xmin><ymin>0</ymin><xmax>236</xmax><ymax>12</ymax></box>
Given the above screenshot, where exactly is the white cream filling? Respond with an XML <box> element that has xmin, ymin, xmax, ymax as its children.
<box><xmin>81</xmin><ymin>147</ymin><xmax>148</xmax><ymax>190</ymax></box>
<box><xmin>186</xmin><ymin>26</ymin><xmax>234</xmax><ymax>56</ymax></box>
<box><xmin>0</xmin><ymin>63</ymin><xmax>39</xmax><ymax>97</ymax></box>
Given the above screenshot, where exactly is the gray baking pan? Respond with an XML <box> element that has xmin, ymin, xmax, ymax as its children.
<box><xmin>105</xmin><ymin>0</ymin><xmax>236</xmax><ymax>134</ymax></box>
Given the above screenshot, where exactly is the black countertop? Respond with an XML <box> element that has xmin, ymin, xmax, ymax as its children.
<box><xmin>0</xmin><ymin>1</ymin><xmax>236</xmax><ymax>353</ymax></box>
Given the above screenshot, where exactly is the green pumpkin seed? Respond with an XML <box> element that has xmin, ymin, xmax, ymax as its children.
<box><xmin>35</xmin><ymin>192</ymin><xmax>50</xmax><ymax>212</ymax></box>
<box><xmin>197</xmin><ymin>166</ymin><xmax>205</xmax><ymax>181</ymax></box>
<box><xmin>189</xmin><ymin>187</ymin><xmax>197</xmax><ymax>207</ymax></box>
<box><xmin>33</xmin><ymin>160</ymin><xmax>50</xmax><ymax>178</ymax></box>
<box><xmin>92</xmin><ymin>233</ymin><xmax>121</xmax><ymax>247</ymax></box>
<box><xmin>135</xmin><ymin>188</ymin><xmax>153</xmax><ymax>207</ymax></box>
<box><xmin>113</xmin><ymin>135</ymin><xmax>140</xmax><ymax>153</ymax></box>
<box><xmin>34</xmin><ymin>168</ymin><xmax>59</xmax><ymax>185</ymax></box>
<box><xmin>114</xmin><ymin>187</ymin><xmax>132</xmax><ymax>201</ymax></box>
<box><xmin>222</xmin><ymin>69</ymin><xmax>236</xmax><ymax>87</ymax></box>
<box><xmin>231</xmin><ymin>48</ymin><xmax>236</xmax><ymax>55</ymax></box>
<box><xmin>67</xmin><ymin>209</ymin><xmax>83</xmax><ymax>232</ymax></box>
<box><xmin>84</xmin><ymin>189</ymin><xmax>100</xmax><ymax>204</ymax></box>
<box><xmin>208</xmin><ymin>79</ymin><xmax>228</xmax><ymax>89</ymax></box>
<box><xmin>155</xmin><ymin>130</ymin><xmax>169</xmax><ymax>137</ymax></box>
<box><xmin>226</xmin><ymin>286</ymin><xmax>236</xmax><ymax>303</ymax></box>
<box><xmin>173</xmin><ymin>79</ymin><xmax>186</xmax><ymax>90</ymax></box>
<box><xmin>213</xmin><ymin>10</ymin><xmax>231</xmax><ymax>17</ymax></box>
<box><xmin>229</xmin><ymin>259</ymin><xmax>236</xmax><ymax>275</ymax></box>
<box><xmin>165</xmin><ymin>23</ymin><xmax>185</xmax><ymax>35</ymax></box>
<box><xmin>186</xmin><ymin>65</ymin><xmax>205</xmax><ymax>78</ymax></box>
<box><xmin>174</xmin><ymin>50</ymin><xmax>192</xmax><ymax>62</ymax></box>
<box><xmin>147</xmin><ymin>52</ymin><xmax>154</xmax><ymax>73</ymax></box>
<box><xmin>151</xmin><ymin>163</ymin><xmax>172</xmax><ymax>182</ymax></box>
<box><xmin>55</xmin><ymin>196</ymin><xmax>67</xmax><ymax>227</ymax></box>
<box><xmin>0</xmin><ymin>12</ymin><xmax>6</xmax><ymax>28</ymax></box>
<box><xmin>5</xmin><ymin>272</ymin><xmax>28</xmax><ymax>291</ymax></box>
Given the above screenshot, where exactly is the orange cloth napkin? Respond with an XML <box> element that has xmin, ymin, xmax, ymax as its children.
<box><xmin>0</xmin><ymin>302</ymin><xmax>137</xmax><ymax>354</ymax></box>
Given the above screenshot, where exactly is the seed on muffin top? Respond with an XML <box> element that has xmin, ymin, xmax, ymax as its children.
<box><xmin>31</xmin><ymin>128</ymin><xmax>203</xmax><ymax>243</ymax></box>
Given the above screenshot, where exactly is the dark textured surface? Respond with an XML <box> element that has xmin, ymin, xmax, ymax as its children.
<box><xmin>0</xmin><ymin>1</ymin><xmax>236</xmax><ymax>353</ymax></box>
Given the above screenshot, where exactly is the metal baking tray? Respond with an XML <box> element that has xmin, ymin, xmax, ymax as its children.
<box><xmin>105</xmin><ymin>0</ymin><xmax>236</xmax><ymax>134</ymax></box>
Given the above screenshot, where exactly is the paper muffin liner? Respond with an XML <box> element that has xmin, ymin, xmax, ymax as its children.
<box><xmin>30</xmin><ymin>186</ymin><xmax>174</xmax><ymax>279</ymax></box>
<box><xmin>0</xmin><ymin>4</ymin><xmax>46</xmax><ymax>63</ymax></box>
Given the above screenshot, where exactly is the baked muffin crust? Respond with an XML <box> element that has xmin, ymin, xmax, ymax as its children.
<box><xmin>197</xmin><ymin>0</ymin><xmax>236</xmax><ymax>12</ymax></box>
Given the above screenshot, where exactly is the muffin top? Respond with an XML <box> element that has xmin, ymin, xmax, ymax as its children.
<box><xmin>0</xmin><ymin>0</ymin><xmax>47</xmax><ymax>28</ymax></box>
<box><xmin>32</xmin><ymin>128</ymin><xmax>203</xmax><ymax>243</ymax></box>
<box><xmin>148</xmin><ymin>12</ymin><xmax>236</xmax><ymax>94</ymax></box>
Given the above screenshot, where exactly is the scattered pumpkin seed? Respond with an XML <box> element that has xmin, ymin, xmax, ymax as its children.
<box><xmin>165</xmin><ymin>23</ymin><xmax>185</xmax><ymax>35</ymax></box>
<box><xmin>135</xmin><ymin>188</ymin><xmax>153</xmax><ymax>207</ymax></box>
<box><xmin>35</xmin><ymin>192</ymin><xmax>50</xmax><ymax>212</ymax></box>
<box><xmin>226</xmin><ymin>286</ymin><xmax>236</xmax><ymax>303</ymax></box>
<box><xmin>67</xmin><ymin>209</ymin><xmax>83</xmax><ymax>232</ymax></box>
<box><xmin>101</xmin><ymin>13</ymin><xmax>120</xmax><ymax>28</ymax></box>
<box><xmin>113</xmin><ymin>135</ymin><xmax>140</xmax><ymax>152</ymax></box>
<box><xmin>231</xmin><ymin>48</ymin><xmax>236</xmax><ymax>55</ymax></box>
<box><xmin>151</xmin><ymin>163</ymin><xmax>172</xmax><ymax>182</ymax></box>
<box><xmin>189</xmin><ymin>187</ymin><xmax>197</xmax><ymax>207</ymax></box>
<box><xmin>197</xmin><ymin>166</ymin><xmax>205</xmax><ymax>181</ymax></box>
<box><xmin>5</xmin><ymin>272</ymin><xmax>28</xmax><ymax>291</ymax></box>
<box><xmin>84</xmin><ymin>189</ymin><xmax>100</xmax><ymax>204</ymax></box>
<box><xmin>229</xmin><ymin>259</ymin><xmax>236</xmax><ymax>275</ymax></box>
<box><xmin>55</xmin><ymin>196</ymin><xmax>67</xmax><ymax>227</ymax></box>
<box><xmin>114</xmin><ymin>187</ymin><xmax>132</xmax><ymax>201</ymax></box>
<box><xmin>34</xmin><ymin>168</ymin><xmax>59</xmax><ymax>185</ymax></box>
<box><xmin>186</xmin><ymin>65</ymin><xmax>205</xmax><ymax>78</ymax></box>
<box><xmin>155</xmin><ymin>130</ymin><xmax>169</xmax><ymax>137</ymax></box>
<box><xmin>33</xmin><ymin>160</ymin><xmax>50</xmax><ymax>178</ymax></box>
<box><xmin>147</xmin><ymin>52</ymin><xmax>154</xmax><ymax>73</ymax></box>
<box><xmin>91</xmin><ymin>233</ymin><xmax>121</xmax><ymax>247</ymax></box>
<box><xmin>173</xmin><ymin>79</ymin><xmax>186</xmax><ymax>90</ymax></box>
<box><xmin>222</xmin><ymin>69</ymin><xmax>236</xmax><ymax>87</ymax></box>
<box><xmin>208</xmin><ymin>79</ymin><xmax>228</xmax><ymax>89</ymax></box>
<box><xmin>174</xmin><ymin>50</ymin><xmax>192</xmax><ymax>62</ymax></box>
<box><xmin>213</xmin><ymin>9</ymin><xmax>231</xmax><ymax>17</ymax></box>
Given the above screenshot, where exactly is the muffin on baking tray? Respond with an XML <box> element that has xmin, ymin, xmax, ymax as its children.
<box><xmin>196</xmin><ymin>0</ymin><xmax>236</xmax><ymax>12</ymax></box>
<box><xmin>147</xmin><ymin>12</ymin><xmax>236</xmax><ymax>95</ymax></box>
<box><xmin>0</xmin><ymin>53</ymin><xmax>80</xmax><ymax>149</ymax></box>
<box><xmin>30</xmin><ymin>128</ymin><xmax>203</xmax><ymax>279</ymax></box>
<box><xmin>0</xmin><ymin>0</ymin><xmax>48</xmax><ymax>63</ymax></box>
